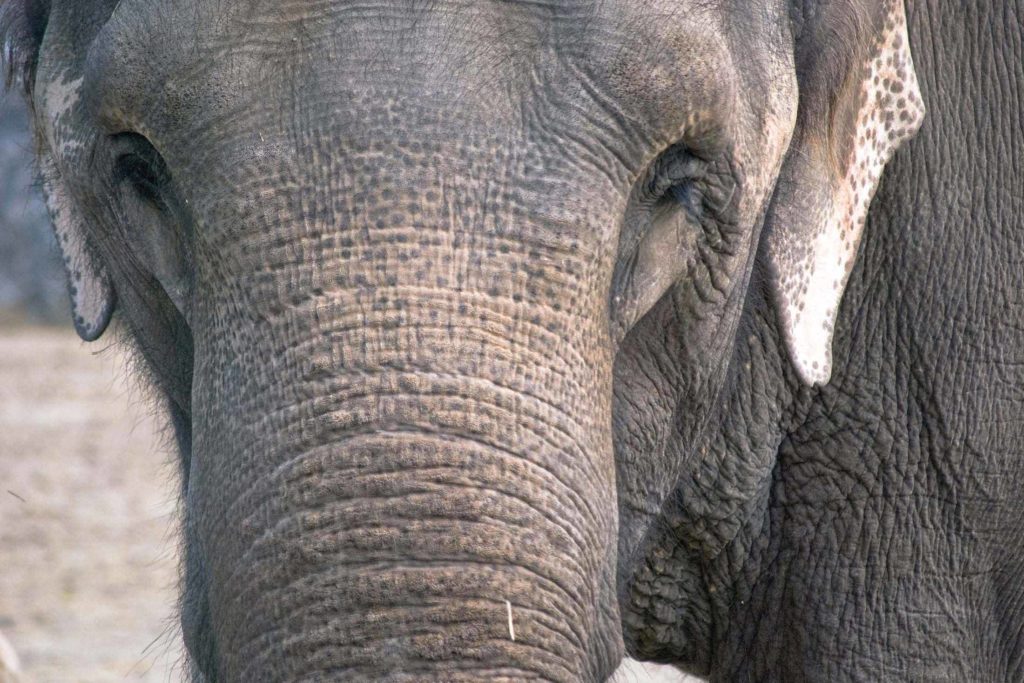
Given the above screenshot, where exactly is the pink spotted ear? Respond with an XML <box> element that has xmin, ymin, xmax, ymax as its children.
<box><xmin>765</xmin><ymin>0</ymin><xmax>924</xmax><ymax>385</ymax></box>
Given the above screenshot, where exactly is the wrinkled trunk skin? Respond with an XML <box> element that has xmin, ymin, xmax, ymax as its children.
<box><xmin>183</xmin><ymin>130</ymin><xmax>624</xmax><ymax>680</ymax></box>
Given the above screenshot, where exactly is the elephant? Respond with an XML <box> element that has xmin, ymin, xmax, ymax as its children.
<box><xmin>4</xmin><ymin>0</ymin><xmax>1022</xmax><ymax>680</ymax></box>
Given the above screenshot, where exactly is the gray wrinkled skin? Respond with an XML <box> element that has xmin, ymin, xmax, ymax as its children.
<box><xmin>4</xmin><ymin>1</ymin><xmax>1021</xmax><ymax>681</ymax></box>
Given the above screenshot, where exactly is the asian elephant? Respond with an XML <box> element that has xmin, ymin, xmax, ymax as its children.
<box><xmin>4</xmin><ymin>0</ymin><xmax>1022</xmax><ymax>680</ymax></box>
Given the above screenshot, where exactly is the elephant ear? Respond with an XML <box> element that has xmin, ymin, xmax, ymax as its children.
<box><xmin>5</xmin><ymin>0</ymin><xmax>117</xmax><ymax>341</ymax></box>
<box><xmin>765</xmin><ymin>0</ymin><xmax>924</xmax><ymax>385</ymax></box>
<box><xmin>41</xmin><ymin>156</ymin><xmax>116</xmax><ymax>341</ymax></box>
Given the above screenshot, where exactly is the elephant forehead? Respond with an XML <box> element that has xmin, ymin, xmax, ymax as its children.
<box><xmin>90</xmin><ymin>2</ymin><xmax>604</xmax><ymax>123</ymax></box>
<box><xmin>184</xmin><ymin>127</ymin><xmax>624</xmax><ymax>253</ymax></box>
<box><xmin>88</xmin><ymin>0</ymin><xmax>788</xmax><ymax>175</ymax></box>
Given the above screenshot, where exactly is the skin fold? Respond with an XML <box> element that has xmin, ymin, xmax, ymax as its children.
<box><xmin>3</xmin><ymin>0</ymin><xmax>1021</xmax><ymax>681</ymax></box>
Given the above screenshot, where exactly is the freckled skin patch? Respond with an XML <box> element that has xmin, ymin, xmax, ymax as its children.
<box><xmin>767</xmin><ymin>0</ymin><xmax>924</xmax><ymax>385</ymax></box>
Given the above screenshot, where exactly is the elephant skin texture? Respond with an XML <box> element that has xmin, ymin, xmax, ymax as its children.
<box><xmin>2</xmin><ymin>0</ymin><xmax>1021</xmax><ymax>681</ymax></box>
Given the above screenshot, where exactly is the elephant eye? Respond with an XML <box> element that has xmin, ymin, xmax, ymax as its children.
<box><xmin>112</xmin><ymin>133</ymin><xmax>170</xmax><ymax>206</ymax></box>
<box><xmin>648</xmin><ymin>145</ymin><xmax>737</xmax><ymax>222</ymax></box>
<box><xmin>646</xmin><ymin>145</ymin><xmax>706</xmax><ymax>208</ymax></box>
<box><xmin>669</xmin><ymin>183</ymin><xmax>701</xmax><ymax>215</ymax></box>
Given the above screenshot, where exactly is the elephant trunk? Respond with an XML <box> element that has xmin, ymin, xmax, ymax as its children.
<box><xmin>187</xmin><ymin>199</ymin><xmax>624</xmax><ymax>680</ymax></box>
<box><xmin>226</xmin><ymin>431</ymin><xmax>615</xmax><ymax>680</ymax></box>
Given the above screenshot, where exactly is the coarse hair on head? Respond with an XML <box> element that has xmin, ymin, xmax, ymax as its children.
<box><xmin>1</xmin><ymin>0</ymin><xmax>50</xmax><ymax>97</ymax></box>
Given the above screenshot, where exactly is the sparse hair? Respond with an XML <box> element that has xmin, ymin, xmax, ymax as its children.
<box><xmin>1</xmin><ymin>0</ymin><xmax>49</xmax><ymax>98</ymax></box>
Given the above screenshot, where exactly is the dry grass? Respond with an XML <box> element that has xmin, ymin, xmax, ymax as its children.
<box><xmin>0</xmin><ymin>326</ymin><xmax>181</xmax><ymax>682</ymax></box>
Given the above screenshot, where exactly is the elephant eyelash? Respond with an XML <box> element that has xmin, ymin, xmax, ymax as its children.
<box><xmin>115</xmin><ymin>154</ymin><xmax>161</xmax><ymax>200</ymax></box>
<box><xmin>646</xmin><ymin>145</ymin><xmax>706</xmax><ymax>201</ymax></box>
<box><xmin>644</xmin><ymin>145</ymin><xmax>730</xmax><ymax>225</ymax></box>
<box><xmin>663</xmin><ymin>161</ymin><xmax>738</xmax><ymax>225</ymax></box>
<box><xmin>643</xmin><ymin>141</ymin><xmax>739</xmax><ymax>220</ymax></box>
<box><xmin>669</xmin><ymin>182</ymin><xmax>703</xmax><ymax>216</ymax></box>
<box><xmin>112</xmin><ymin>133</ymin><xmax>170</xmax><ymax>207</ymax></box>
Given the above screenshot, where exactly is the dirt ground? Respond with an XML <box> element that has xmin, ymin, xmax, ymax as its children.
<box><xmin>0</xmin><ymin>327</ymin><xmax>182</xmax><ymax>682</ymax></box>
<box><xmin>0</xmin><ymin>326</ymin><xmax>698</xmax><ymax>683</ymax></box>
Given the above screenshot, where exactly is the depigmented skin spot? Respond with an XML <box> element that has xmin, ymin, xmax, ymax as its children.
<box><xmin>768</xmin><ymin>0</ymin><xmax>924</xmax><ymax>385</ymax></box>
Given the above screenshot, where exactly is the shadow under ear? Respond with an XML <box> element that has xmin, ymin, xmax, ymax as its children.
<box><xmin>764</xmin><ymin>0</ymin><xmax>924</xmax><ymax>385</ymax></box>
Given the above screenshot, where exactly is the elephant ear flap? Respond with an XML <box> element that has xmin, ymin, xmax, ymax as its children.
<box><xmin>41</xmin><ymin>160</ymin><xmax>116</xmax><ymax>341</ymax></box>
<box><xmin>764</xmin><ymin>0</ymin><xmax>924</xmax><ymax>385</ymax></box>
<box><xmin>7</xmin><ymin>0</ymin><xmax>116</xmax><ymax>341</ymax></box>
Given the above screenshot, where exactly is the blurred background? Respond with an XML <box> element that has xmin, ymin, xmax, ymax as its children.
<box><xmin>0</xmin><ymin>95</ymin><xmax>181</xmax><ymax>681</ymax></box>
<box><xmin>0</xmin><ymin>96</ymin><xmax>65</xmax><ymax>326</ymax></box>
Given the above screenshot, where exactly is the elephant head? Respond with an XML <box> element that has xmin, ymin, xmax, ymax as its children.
<box><xmin>3</xmin><ymin>0</ymin><xmax>922</xmax><ymax>679</ymax></box>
